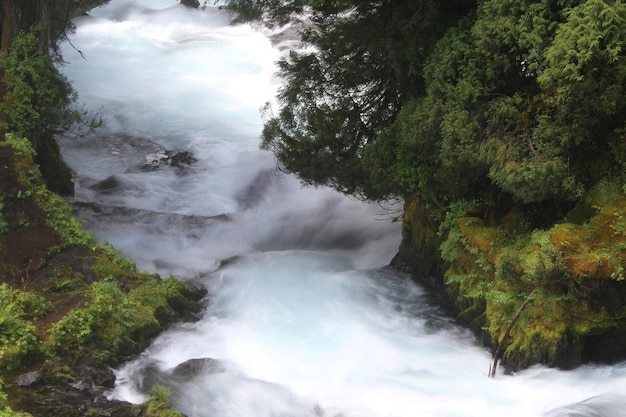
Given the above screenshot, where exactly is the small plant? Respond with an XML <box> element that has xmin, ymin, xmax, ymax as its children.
<box><xmin>145</xmin><ymin>384</ymin><xmax>184</xmax><ymax>417</ymax></box>
<box><xmin>13</xmin><ymin>290</ymin><xmax>50</xmax><ymax>320</ymax></box>
<box><xmin>49</xmin><ymin>275</ymin><xmax>76</xmax><ymax>292</ymax></box>
<box><xmin>150</xmin><ymin>384</ymin><xmax>172</xmax><ymax>404</ymax></box>
<box><xmin>0</xmin><ymin>198</ymin><xmax>8</xmax><ymax>235</ymax></box>
<box><xmin>0</xmin><ymin>284</ymin><xmax>40</xmax><ymax>371</ymax></box>
<box><xmin>35</xmin><ymin>186</ymin><xmax>96</xmax><ymax>251</ymax></box>
<box><xmin>47</xmin><ymin>281</ymin><xmax>156</xmax><ymax>356</ymax></box>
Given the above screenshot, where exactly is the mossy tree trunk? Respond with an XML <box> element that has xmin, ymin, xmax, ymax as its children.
<box><xmin>0</xmin><ymin>0</ymin><xmax>49</xmax><ymax>54</ymax></box>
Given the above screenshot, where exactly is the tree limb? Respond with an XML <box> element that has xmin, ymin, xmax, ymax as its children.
<box><xmin>489</xmin><ymin>287</ymin><xmax>537</xmax><ymax>378</ymax></box>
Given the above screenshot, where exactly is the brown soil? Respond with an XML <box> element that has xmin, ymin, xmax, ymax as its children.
<box><xmin>0</xmin><ymin>145</ymin><xmax>87</xmax><ymax>336</ymax></box>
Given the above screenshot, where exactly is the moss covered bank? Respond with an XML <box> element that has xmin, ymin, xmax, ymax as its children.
<box><xmin>0</xmin><ymin>135</ymin><xmax>203</xmax><ymax>416</ymax></box>
<box><xmin>393</xmin><ymin>183</ymin><xmax>626</xmax><ymax>373</ymax></box>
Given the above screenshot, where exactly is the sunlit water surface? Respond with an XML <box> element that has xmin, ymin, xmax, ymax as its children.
<box><xmin>57</xmin><ymin>1</ymin><xmax>626</xmax><ymax>416</ymax></box>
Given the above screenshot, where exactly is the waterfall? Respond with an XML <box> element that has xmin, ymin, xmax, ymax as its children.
<box><xmin>57</xmin><ymin>1</ymin><xmax>626</xmax><ymax>416</ymax></box>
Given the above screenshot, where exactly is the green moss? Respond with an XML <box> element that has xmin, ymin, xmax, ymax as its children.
<box><xmin>393</xmin><ymin>195</ymin><xmax>444</xmax><ymax>275</ymax></box>
<box><xmin>90</xmin><ymin>242</ymin><xmax>137</xmax><ymax>281</ymax></box>
<box><xmin>2</xmin><ymin>131</ymin><xmax>205</xmax><ymax>368</ymax></box>
<box><xmin>46</xmin><ymin>280</ymin><xmax>156</xmax><ymax>358</ymax></box>
<box><xmin>143</xmin><ymin>399</ymin><xmax>185</xmax><ymax>417</ymax></box>
<box><xmin>438</xmin><ymin>182</ymin><xmax>626</xmax><ymax>370</ymax></box>
<box><xmin>551</xmin><ymin>189</ymin><xmax>626</xmax><ymax>281</ymax></box>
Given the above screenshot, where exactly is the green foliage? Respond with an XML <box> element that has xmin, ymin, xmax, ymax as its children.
<box><xmin>0</xmin><ymin>284</ymin><xmax>40</xmax><ymax>371</ymax></box>
<box><xmin>1</xmin><ymin>134</ymin><xmax>96</xmax><ymax>252</ymax></box>
<box><xmin>131</xmin><ymin>275</ymin><xmax>187</xmax><ymax>305</ymax></box>
<box><xmin>0</xmin><ymin>379</ymin><xmax>31</xmax><ymax>417</ymax></box>
<box><xmin>248</xmin><ymin>0</ymin><xmax>626</xmax><ymax>221</ymax></box>
<box><xmin>12</xmin><ymin>290</ymin><xmax>50</xmax><ymax>321</ymax></box>
<box><xmin>144</xmin><ymin>398</ymin><xmax>184</xmax><ymax>417</ymax></box>
<box><xmin>143</xmin><ymin>383</ymin><xmax>184</xmax><ymax>417</ymax></box>
<box><xmin>519</xmin><ymin>232</ymin><xmax>566</xmax><ymax>285</ymax></box>
<box><xmin>438</xmin><ymin>199</ymin><xmax>481</xmax><ymax>237</ymax></box>
<box><xmin>0</xmin><ymin>198</ymin><xmax>8</xmax><ymax>235</ymax></box>
<box><xmin>0</xmin><ymin>25</ymin><xmax>77</xmax><ymax>145</ymax></box>
<box><xmin>90</xmin><ymin>242</ymin><xmax>138</xmax><ymax>280</ymax></box>
<box><xmin>47</xmin><ymin>281</ymin><xmax>156</xmax><ymax>356</ymax></box>
<box><xmin>256</xmin><ymin>1</ymin><xmax>475</xmax><ymax>198</ymax></box>
<box><xmin>150</xmin><ymin>384</ymin><xmax>173</xmax><ymax>404</ymax></box>
<box><xmin>539</xmin><ymin>0</ymin><xmax>626</xmax><ymax>89</ymax></box>
<box><xmin>234</xmin><ymin>0</ymin><xmax>626</xmax><ymax>371</ymax></box>
<box><xmin>0</xmin><ymin>134</ymin><xmax>40</xmax><ymax>189</ymax></box>
<box><xmin>35</xmin><ymin>186</ymin><xmax>97</xmax><ymax>252</ymax></box>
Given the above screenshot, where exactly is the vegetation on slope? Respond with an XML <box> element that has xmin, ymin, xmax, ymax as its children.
<box><xmin>0</xmin><ymin>133</ymin><xmax>204</xmax><ymax>416</ymax></box>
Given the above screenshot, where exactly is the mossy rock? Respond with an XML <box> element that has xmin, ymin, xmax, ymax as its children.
<box><xmin>391</xmin><ymin>194</ymin><xmax>443</xmax><ymax>277</ymax></box>
<box><xmin>34</xmin><ymin>132</ymin><xmax>73</xmax><ymax>197</ymax></box>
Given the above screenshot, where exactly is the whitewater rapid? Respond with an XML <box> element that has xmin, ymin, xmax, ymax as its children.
<box><xmin>57</xmin><ymin>1</ymin><xmax>626</xmax><ymax>416</ymax></box>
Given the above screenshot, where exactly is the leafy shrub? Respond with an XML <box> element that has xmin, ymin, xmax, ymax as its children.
<box><xmin>145</xmin><ymin>384</ymin><xmax>183</xmax><ymax>417</ymax></box>
<box><xmin>35</xmin><ymin>185</ymin><xmax>96</xmax><ymax>252</ymax></box>
<box><xmin>0</xmin><ymin>284</ymin><xmax>40</xmax><ymax>371</ymax></box>
<box><xmin>0</xmin><ymin>24</ymin><xmax>77</xmax><ymax>142</ymax></box>
<box><xmin>149</xmin><ymin>384</ymin><xmax>173</xmax><ymax>404</ymax></box>
<box><xmin>12</xmin><ymin>290</ymin><xmax>50</xmax><ymax>321</ymax></box>
<box><xmin>90</xmin><ymin>242</ymin><xmax>137</xmax><ymax>281</ymax></box>
<box><xmin>47</xmin><ymin>281</ymin><xmax>155</xmax><ymax>356</ymax></box>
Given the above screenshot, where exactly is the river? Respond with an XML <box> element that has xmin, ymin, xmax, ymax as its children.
<box><xmin>56</xmin><ymin>1</ymin><xmax>626</xmax><ymax>416</ymax></box>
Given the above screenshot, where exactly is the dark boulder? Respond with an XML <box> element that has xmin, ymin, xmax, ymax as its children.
<box><xmin>171</xmin><ymin>358</ymin><xmax>224</xmax><ymax>380</ymax></box>
<box><xmin>180</xmin><ymin>0</ymin><xmax>200</xmax><ymax>8</ymax></box>
<box><xmin>7</xmin><ymin>359</ymin><xmax>140</xmax><ymax>417</ymax></box>
<box><xmin>141</xmin><ymin>150</ymin><xmax>197</xmax><ymax>171</ymax></box>
<box><xmin>35</xmin><ymin>133</ymin><xmax>75</xmax><ymax>197</ymax></box>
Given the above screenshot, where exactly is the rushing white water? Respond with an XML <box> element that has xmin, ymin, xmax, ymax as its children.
<box><xmin>57</xmin><ymin>1</ymin><xmax>626</xmax><ymax>416</ymax></box>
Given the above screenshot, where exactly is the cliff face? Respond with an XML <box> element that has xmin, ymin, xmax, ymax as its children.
<box><xmin>394</xmin><ymin>185</ymin><xmax>626</xmax><ymax>372</ymax></box>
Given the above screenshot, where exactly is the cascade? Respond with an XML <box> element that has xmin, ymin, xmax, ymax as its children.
<box><xmin>57</xmin><ymin>1</ymin><xmax>626</xmax><ymax>416</ymax></box>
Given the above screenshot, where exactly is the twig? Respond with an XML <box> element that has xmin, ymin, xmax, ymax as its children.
<box><xmin>489</xmin><ymin>287</ymin><xmax>537</xmax><ymax>377</ymax></box>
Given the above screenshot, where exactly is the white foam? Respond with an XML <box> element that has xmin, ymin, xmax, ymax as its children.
<box><xmin>58</xmin><ymin>2</ymin><xmax>626</xmax><ymax>417</ymax></box>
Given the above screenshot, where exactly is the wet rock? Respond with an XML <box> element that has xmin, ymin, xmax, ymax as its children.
<box><xmin>16</xmin><ymin>371</ymin><xmax>41</xmax><ymax>387</ymax></box>
<box><xmin>171</xmin><ymin>358</ymin><xmax>224</xmax><ymax>380</ymax></box>
<box><xmin>74</xmin><ymin>360</ymin><xmax>117</xmax><ymax>388</ymax></box>
<box><xmin>8</xmin><ymin>360</ymin><xmax>140</xmax><ymax>417</ymax></box>
<box><xmin>126</xmin><ymin>357</ymin><xmax>223</xmax><ymax>395</ymax></box>
<box><xmin>180</xmin><ymin>0</ymin><xmax>200</xmax><ymax>8</ymax></box>
<box><xmin>88</xmin><ymin>175</ymin><xmax>126</xmax><ymax>194</ymax></box>
<box><xmin>142</xmin><ymin>150</ymin><xmax>197</xmax><ymax>171</ymax></box>
<box><xmin>35</xmin><ymin>132</ymin><xmax>75</xmax><ymax>196</ymax></box>
<box><xmin>169</xmin><ymin>151</ymin><xmax>196</xmax><ymax>167</ymax></box>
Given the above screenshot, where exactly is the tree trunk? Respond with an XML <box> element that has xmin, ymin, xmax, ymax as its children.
<box><xmin>0</xmin><ymin>0</ymin><xmax>49</xmax><ymax>54</ymax></box>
